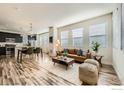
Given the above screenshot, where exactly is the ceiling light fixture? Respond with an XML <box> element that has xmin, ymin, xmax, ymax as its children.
<box><xmin>29</xmin><ymin>22</ymin><xmax>34</xmax><ymax>35</ymax></box>
<box><xmin>13</xmin><ymin>7</ymin><xmax>20</xmax><ymax>11</ymax></box>
<box><xmin>29</xmin><ymin>23</ymin><xmax>32</xmax><ymax>32</ymax></box>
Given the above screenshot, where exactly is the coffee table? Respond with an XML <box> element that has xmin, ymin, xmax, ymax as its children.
<box><xmin>52</xmin><ymin>56</ymin><xmax>75</xmax><ymax>70</ymax></box>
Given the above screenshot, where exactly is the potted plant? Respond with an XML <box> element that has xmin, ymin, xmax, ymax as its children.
<box><xmin>91</xmin><ymin>41</ymin><xmax>101</xmax><ymax>53</ymax></box>
<box><xmin>63</xmin><ymin>51</ymin><xmax>68</xmax><ymax>60</ymax></box>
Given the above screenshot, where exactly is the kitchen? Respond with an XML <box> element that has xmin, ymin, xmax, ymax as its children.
<box><xmin>0</xmin><ymin>31</ymin><xmax>37</xmax><ymax>59</ymax></box>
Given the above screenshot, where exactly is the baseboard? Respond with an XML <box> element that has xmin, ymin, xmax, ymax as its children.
<box><xmin>112</xmin><ymin>62</ymin><xmax>124</xmax><ymax>85</ymax></box>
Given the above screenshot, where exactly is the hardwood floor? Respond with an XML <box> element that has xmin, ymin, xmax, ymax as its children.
<box><xmin>98</xmin><ymin>64</ymin><xmax>121</xmax><ymax>85</ymax></box>
<box><xmin>0</xmin><ymin>54</ymin><xmax>121</xmax><ymax>85</ymax></box>
<box><xmin>0</xmin><ymin>57</ymin><xmax>76</xmax><ymax>85</ymax></box>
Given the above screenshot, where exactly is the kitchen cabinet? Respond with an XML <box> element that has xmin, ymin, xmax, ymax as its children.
<box><xmin>0</xmin><ymin>32</ymin><xmax>22</xmax><ymax>43</ymax></box>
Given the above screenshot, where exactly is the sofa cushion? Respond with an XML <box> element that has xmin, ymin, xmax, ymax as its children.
<box><xmin>68</xmin><ymin>49</ymin><xmax>75</xmax><ymax>54</ymax></box>
<box><xmin>67</xmin><ymin>54</ymin><xmax>87</xmax><ymax>59</ymax></box>
<box><xmin>82</xmin><ymin>51</ymin><xmax>86</xmax><ymax>56</ymax></box>
<box><xmin>74</xmin><ymin>49</ymin><xmax>78</xmax><ymax>54</ymax></box>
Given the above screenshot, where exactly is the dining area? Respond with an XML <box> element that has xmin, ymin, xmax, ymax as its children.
<box><xmin>17</xmin><ymin>47</ymin><xmax>43</xmax><ymax>63</ymax></box>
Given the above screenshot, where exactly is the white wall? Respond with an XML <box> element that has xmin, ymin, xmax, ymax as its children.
<box><xmin>58</xmin><ymin>14</ymin><xmax>112</xmax><ymax>65</ymax></box>
<box><xmin>22</xmin><ymin>35</ymin><xmax>28</xmax><ymax>45</ymax></box>
<box><xmin>48</xmin><ymin>27</ymin><xmax>58</xmax><ymax>56</ymax></box>
<box><xmin>112</xmin><ymin>4</ymin><xmax>124</xmax><ymax>84</ymax></box>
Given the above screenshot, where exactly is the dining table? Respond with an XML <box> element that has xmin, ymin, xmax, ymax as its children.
<box><xmin>17</xmin><ymin>47</ymin><xmax>43</xmax><ymax>63</ymax></box>
<box><xmin>17</xmin><ymin>49</ymin><xmax>26</xmax><ymax>63</ymax></box>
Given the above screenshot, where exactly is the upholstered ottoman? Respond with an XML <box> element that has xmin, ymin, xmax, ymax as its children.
<box><xmin>84</xmin><ymin>59</ymin><xmax>100</xmax><ymax>71</ymax></box>
<box><xmin>79</xmin><ymin>63</ymin><xmax>99</xmax><ymax>85</ymax></box>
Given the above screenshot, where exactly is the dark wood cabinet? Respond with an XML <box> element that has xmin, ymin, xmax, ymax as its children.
<box><xmin>0</xmin><ymin>46</ymin><xmax>15</xmax><ymax>57</ymax></box>
<box><xmin>0</xmin><ymin>47</ymin><xmax>6</xmax><ymax>55</ymax></box>
<box><xmin>0</xmin><ymin>32</ymin><xmax>22</xmax><ymax>43</ymax></box>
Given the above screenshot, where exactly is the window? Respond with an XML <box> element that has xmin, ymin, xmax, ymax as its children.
<box><xmin>61</xmin><ymin>31</ymin><xmax>69</xmax><ymax>48</ymax></box>
<box><xmin>72</xmin><ymin>28</ymin><xmax>84</xmax><ymax>48</ymax></box>
<box><xmin>89</xmin><ymin>23</ymin><xmax>106</xmax><ymax>47</ymax></box>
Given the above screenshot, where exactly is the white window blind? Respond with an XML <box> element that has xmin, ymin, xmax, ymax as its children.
<box><xmin>89</xmin><ymin>23</ymin><xmax>106</xmax><ymax>36</ymax></box>
<box><xmin>72</xmin><ymin>28</ymin><xmax>83</xmax><ymax>48</ymax></box>
<box><xmin>89</xmin><ymin>23</ymin><xmax>107</xmax><ymax>47</ymax></box>
<box><xmin>61</xmin><ymin>31</ymin><xmax>69</xmax><ymax>48</ymax></box>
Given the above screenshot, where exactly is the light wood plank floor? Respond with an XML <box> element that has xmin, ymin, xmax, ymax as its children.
<box><xmin>0</xmin><ymin>54</ymin><xmax>121</xmax><ymax>85</ymax></box>
<box><xmin>0</xmin><ymin>57</ymin><xmax>76</xmax><ymax>85</ymax></box>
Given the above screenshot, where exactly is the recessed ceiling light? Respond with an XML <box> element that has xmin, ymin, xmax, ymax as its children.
<box><xmin>13</xmin><ymin>7</ymin><xmax>20</xmax><ymax>11</ymax></box>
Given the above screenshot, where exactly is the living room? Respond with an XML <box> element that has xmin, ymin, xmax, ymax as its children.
<box><xmin>0</xmin><ymin>3</ymin><xmax>123</xmax><ymax>87</ymax></box>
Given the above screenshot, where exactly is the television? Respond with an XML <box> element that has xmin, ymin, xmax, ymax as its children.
<box><xmin>28</xmin><ymin>35</ymin><xmax>31</xmax><ymax>40</ymax></box>
<box><xmin>49</xmin><ymin>36</ymin><xmax>53</xmax><ymax>43</ymax></box>
<box><xmin>28</xmin><ymin>35</ymin><xmax>37</xmax><ymax>40</ymax></box>
<box><xmin>32</xmin><ymin>35</ymin><xmax>37</xmax><ymax>40</ymax></box>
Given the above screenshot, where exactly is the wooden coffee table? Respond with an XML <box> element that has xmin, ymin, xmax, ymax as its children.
<box><xmin>52</xmin><ymin>56</ymin><xmax>75</xmax><ymax>70</ymax></box>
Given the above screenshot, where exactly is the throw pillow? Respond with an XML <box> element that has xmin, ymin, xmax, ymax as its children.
<box><xmin>74</xmin><ymin>49</ymin><xmax>78</xmax><ymax>54</ymax></box>
<box><xmin>79</xmin><ymin>49</ymin><xmax>83</xmax><ymax>56</ymax></box>
<box><xmin>83</xmin><ymin>51</ymin><xmax>87</xmax><ymax>56</ymax></box>
<box><xmin>76</xmin><ymin>50</ymin><xmax>80</xmax><ymax>56</ymax></box>
<box><xmin>68</xmin><ymin>49</ymin><xmax>75</xmax><ymax>54</ymax></box>
<box><xmin>81</xmin><ymin>50</ymin><xmax>83</xmax><ymax>56</ymax></box>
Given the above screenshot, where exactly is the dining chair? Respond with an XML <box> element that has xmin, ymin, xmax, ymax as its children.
<box><xmin>33</xmin><ymin>47</ymin><xmax>41</xmax><ymax>56</ymax></box>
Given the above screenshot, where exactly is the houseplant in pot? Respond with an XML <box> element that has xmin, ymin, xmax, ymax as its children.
<box><xmin>63</xmin><ymin>51</ymin><xmax>68</xmax><ymax>60</ymax></box>
<box><xmin>91</xmin><ymin>41</ymin><xmax>101</xmax><ymax>53</ymax></box>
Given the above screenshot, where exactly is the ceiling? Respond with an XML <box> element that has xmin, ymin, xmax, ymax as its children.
<box><xmin>0</xmin><ymin>3</ymin><xmax>117</xmax><ymax>34</ymax></box>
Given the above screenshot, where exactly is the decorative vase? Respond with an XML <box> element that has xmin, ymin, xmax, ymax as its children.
<box><xmin>63</xmin><ymin>51</ymin><xmax>67</xmax><ymax>57</ymax></box>
<box><xmin>64</xmin><ymin>56</ymin><xmax>67</xmax><ymax>60</ymax></box>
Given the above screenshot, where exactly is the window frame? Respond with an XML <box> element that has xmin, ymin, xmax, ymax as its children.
<box><xmin>89</xmin><ymin>23</ymin><xmax>107</xmax><ymax>48</ymax></box>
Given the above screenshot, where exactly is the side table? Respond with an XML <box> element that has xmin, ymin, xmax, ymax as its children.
<box><xmin>93</xmin><ymin>55</ymin><xmax>103</xmax><ymax>67</ymax></box>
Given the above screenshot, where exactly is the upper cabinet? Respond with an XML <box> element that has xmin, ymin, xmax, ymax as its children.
<box><xmin>0</xmin><ymin>32</ymin><xmax>22</xmax><ymax>43</ymax></box>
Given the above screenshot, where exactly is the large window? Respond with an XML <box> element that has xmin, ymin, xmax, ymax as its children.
<box><xmin>89</xmin><ymin>23</ymin><xmax>107</xmax><ymax>47</ymax></box>
<box><xmin>72</xmin><ymin>28</ymin><xmax>84</xmax><ymax>48</ymax></box>
<box><xmin>60</xmin><ymin>31</ymin><xmax>69</xmax><ymax>48</ymax></box>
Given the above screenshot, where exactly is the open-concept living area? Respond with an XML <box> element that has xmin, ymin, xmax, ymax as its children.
<box><xmin>0</xmin><ymin>3</ymin><xmax>124</xmax><ymax>86</ymax></box>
